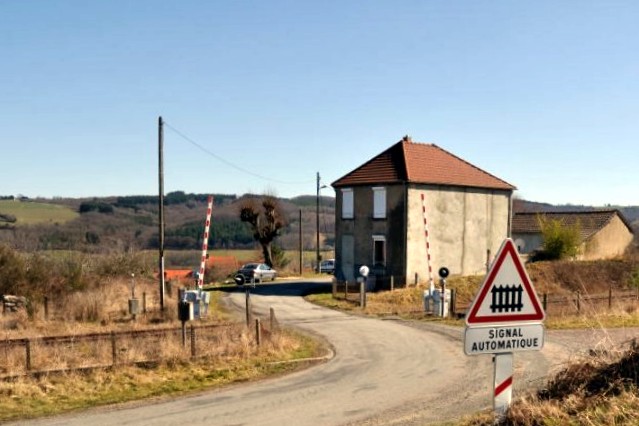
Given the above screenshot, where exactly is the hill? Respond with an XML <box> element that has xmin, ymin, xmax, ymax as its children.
<box><xmin>0</xmin><ymin>192</ymin><xmax>336</xmax><ymax>254</ymax></box>
<box><xmin>0</xmin><ymin>199</ymin><xmax>78</xmax><ymax>226</ymax></box>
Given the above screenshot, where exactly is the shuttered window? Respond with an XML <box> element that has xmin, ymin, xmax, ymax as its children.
<box><xmin>342</xmin><ymin>188</ymin><xmax>354</xmax><ymax>219</ymax></box>
<box><xmin>373</xmin><ymin>187</ymin><xmax>386</xmax><ymax>219</ymax></box>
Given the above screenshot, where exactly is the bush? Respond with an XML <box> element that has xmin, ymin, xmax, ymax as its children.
<box><xmin>534</xmin><ymin>216</ymin><xmax>581</xmax><ymax>261</ymax></box>
<box><xmin>0</xmin><ymin>245</ymin><xmax>26</xmax><ymax>295</ymax></box>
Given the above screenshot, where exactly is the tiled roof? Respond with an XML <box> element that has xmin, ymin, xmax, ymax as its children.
<box><xmin>331</xmin><ymin>137</ymin><xmax>515</xmax><ymax>190</ymax></box>
<box><xmin>512</xmin><ymin>210</ymin><xmax>634</xmax><ymax>240</ymax></box>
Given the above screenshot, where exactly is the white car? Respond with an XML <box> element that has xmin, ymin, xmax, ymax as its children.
<box><xmin>319</xmin><ymin>259</ymin><xmax>335</xmax><ymax>274</ymax></box>
<box><xmin>236</xmin><ymin>263</ymin><xmax>277</xmax><ymax>283</ymax></box>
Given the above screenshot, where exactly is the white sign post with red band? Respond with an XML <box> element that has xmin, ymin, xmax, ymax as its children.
<box><xmin>464</xmin><ymin>238</ymin><xmax>545</xmax><ymax>419</ymax></box>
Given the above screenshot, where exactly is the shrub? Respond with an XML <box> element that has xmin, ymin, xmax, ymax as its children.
<box><xmin>534</xmin><ymin>215</ymin><xmax>581</xmax><ymax>261</ymax></box>
<box><xmin>0</xmin><ymin>245</ymin><xmax>26</xmax><ymax>295</ymax></box>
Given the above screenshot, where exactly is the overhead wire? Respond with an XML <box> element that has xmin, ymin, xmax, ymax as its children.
<box><xmin>164</xmin><ymin>121</ymin><xmax>315</xmax><ymax>185</ymax></box>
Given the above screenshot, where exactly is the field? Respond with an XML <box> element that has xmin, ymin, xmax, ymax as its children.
<box><xmin>0</xmin><ymin>200</ymin><xmax>78</xmax><ymax>225</ymax></box>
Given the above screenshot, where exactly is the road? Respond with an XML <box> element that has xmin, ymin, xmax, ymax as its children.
<box><xmin>18</xmin><ymin>280</ymin><xmax>583</xmax><ymax>426</ymax></box>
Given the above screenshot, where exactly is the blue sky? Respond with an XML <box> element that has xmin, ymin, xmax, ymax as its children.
<box><xmin>2</xmin><ymin>1</ymin><xmax>638</xmax><ymax>206</ymax></box>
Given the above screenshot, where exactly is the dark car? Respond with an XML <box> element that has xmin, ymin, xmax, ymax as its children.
<box><xmin>236</xmin><ymin>263</ymin><xmax>277</xmax><ymax>283</ymax></box>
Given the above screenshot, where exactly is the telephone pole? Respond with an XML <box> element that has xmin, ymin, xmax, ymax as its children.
<box><xmin>158</xmin><ymin>116</ymin><xmax>165</xmax><ymax>312</ymax></box>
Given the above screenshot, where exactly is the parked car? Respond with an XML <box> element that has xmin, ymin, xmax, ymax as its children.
<box><xmin>318</xmin><ymin>259</ymin><xmax>335</xmax><ymax>274</ymax></box>
<box><xmin>235</xmin><ymin>263</ymin><xmax>277</xmax><ymax>283</ymax></box>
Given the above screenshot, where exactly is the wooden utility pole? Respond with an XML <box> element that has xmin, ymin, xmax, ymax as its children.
<box><xmin>299</xmin><ymin>209</ymin><xmax>302</xmax><ymax>275</ymax></box>
<box><xmin>158</xmin><ymin>116</ymin><xmax>166</xmax><ymax>312</ymax></box>
<box><xmin>316</xmin><ymin>172</ymin><xmax>320</xmax><ymax>272</ymax></box>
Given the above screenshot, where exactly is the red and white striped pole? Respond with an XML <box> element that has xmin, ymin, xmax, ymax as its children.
<box><xmin>197</xmin><ymin>195</ymin><xmax>214</xmax><ymax>289</ymax></box>
<box><xmin>420</xmin><ymin>193</ymin><xmax>435</xmax><ymax>292</ymax></box>
<box><xmin>494</xmin><ymin>353</ymin><xmax>513</xmax><ymax>419</ymax></box>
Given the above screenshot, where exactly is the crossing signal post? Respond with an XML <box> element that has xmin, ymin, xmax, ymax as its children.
<box><xmin>463</xmin><ymin>238</ymin><xmax>546</xmax><ymax>420</ymax></box>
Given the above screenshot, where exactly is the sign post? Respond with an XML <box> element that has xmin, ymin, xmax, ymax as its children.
<box><xmin>463</xmin><ymin>238</ymin><xmax>545</xmax><ymax>419</ymax></box>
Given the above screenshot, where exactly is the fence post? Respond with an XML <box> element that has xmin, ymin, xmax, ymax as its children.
<box><xmin>255</xmin><ymin>318</ymin><xmax>261</xmax><ymax>347</ymax></box>
<box><xmin>25</xmin><ymin>339</ymin><xmax>31</xmax><ymax>371</ymax></box>
<box><xmin>608</xmin><ymin>286</ymin><xmax>612</xmax><ymax>310</ymax></box>
<box><xmin>111</xmin><ymin>332</ymin><xmax>117</xmax><ymax>366</ymax></box>
<box><xmin>190</xmin><ymin>324</ymin><xmax>196</xmax><ymax>358</ymax></box>
<box><xmin>245</xmin><ymin>288</ymin><xmax>252</xmax><ymax>327</ymax></box>
<box><xmin>270</xmin><ymin>307</ymin><xmax>276</xmax><ymax>330</ymax></box>
<box><xmin>44</xmin><ymin>297</ymin><xmax>49</xmax><ymax>321</ymax></box>
<box><xmin>390</xmin><ymin>276</ymin><xmax>394</xmax><ymax>292</ymax></box>
<box><xmin>576</xmin><ymin>291</ymin><xmax>581</xmax><ymax>313</ymax></box>
<box><xmin>450</xmin><ymin>288</ymin><xmax>456</xmax><ymax>318</ymax></box>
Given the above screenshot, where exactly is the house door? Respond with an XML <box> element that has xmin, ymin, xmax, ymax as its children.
<box><xmin>341</xmin><ymin>235</ymin><xmax>354</xmax><ymax>281</ymax></box>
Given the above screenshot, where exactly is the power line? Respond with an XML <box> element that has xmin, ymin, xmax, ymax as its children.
<box><xmin>164</xmin><ymin>122</ymin><xmax>315</xmax><ymax>185</ymax></box>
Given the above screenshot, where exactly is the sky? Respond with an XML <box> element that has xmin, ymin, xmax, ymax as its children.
<box><xmin>2</xmin><ymin>1</ymin><xmax>638</xmax><ymax>206</ymax></box>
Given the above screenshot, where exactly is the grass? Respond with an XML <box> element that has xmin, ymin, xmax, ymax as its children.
<box><xmin>0</xmin><ymin>284</ymin><xmax>327</xmax><ymax>422</ymax></box>
<box><xmin>0</xmin><ymin>200</ymin><xmax>78</xmax><ymax>225</ymax></box>
<box><xmin>0</xmin><ymin>329</ymin><xmax>322</xmax><ymax>422</ymax></box>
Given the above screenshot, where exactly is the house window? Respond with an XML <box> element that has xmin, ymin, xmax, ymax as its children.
<box><xmin>342</xmin><ymin>188</ymin><xmax>353</xmax><ymax>219</ymax></box>
<box><xmin>373</xmin><ymin>187</ymin><xmax>386</xmax><ymax>219</ymax></box>
<box><xmin>373</xmin><ymin>235</ymin><xmax>386</xmax><ymax>267</ymax></box>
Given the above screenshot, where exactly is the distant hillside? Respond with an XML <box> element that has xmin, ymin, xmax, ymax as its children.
<box><xmin>0</xmin><ymin>192</ymin><xmax>335</xmax><ymax>253</ymax></box>
<box><xmin>0</xmin><ymin>199</ymin><xmax>78</xmax><ymax>226</ymax></box>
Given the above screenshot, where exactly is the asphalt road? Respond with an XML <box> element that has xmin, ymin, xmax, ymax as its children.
<box><xmin>17</xmin><ymin>280</ymin><xmax>580</xmax><ymax>426</ymax></box>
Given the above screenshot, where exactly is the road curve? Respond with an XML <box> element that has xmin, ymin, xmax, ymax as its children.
<box><xmin>15</xmin><ymin>281</ymin><xmax>561</xmax><ymax>425</ymax></box>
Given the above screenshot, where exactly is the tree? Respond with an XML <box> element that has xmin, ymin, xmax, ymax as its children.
<box><xmin>535</xmin><ymin>215</ymin><xmax>581</xmax><ymax>261</ymax></box>
<box><xmin>239</xmin><ymin>196</ymin><xmax>286</xmax><ymax>267</ymax></box>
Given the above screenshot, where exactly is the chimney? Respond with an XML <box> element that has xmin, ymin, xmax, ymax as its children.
<box><xmin>402</xmin><ymin>135</ymin><xmax>412</xmax><ymax>143</ymax></box>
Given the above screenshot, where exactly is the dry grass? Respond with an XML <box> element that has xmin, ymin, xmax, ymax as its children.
<box><xmin>0</xmin><ymin>326</ymin><xmax>322</xmax><ymax>422</ymax></box>
<box><xmin>459</xmin><ymin>344</ymin><xmax>639</xmax><ymax>426</ymax></box>
<box><xmin>0</xmin><ymin>286</ymin><xmax>326</xmax><ymax>422</ymax></box>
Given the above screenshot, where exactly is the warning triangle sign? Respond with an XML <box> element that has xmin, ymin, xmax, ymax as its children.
<box><xmin>466</xmin><ymin>238</ymin><xmax>545</xmax><ymax>325</ymax></box>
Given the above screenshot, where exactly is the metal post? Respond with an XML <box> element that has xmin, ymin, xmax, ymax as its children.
<box><xmin>359</xmin><ymin>279</ymin><xmax>366</xmax><ymax>308</ymax></box>
<box><xmin>390</xmin><ymin>275</ymin><xmax>394</xmax><ymax>292</ymax></box>
<box><xmin>543</xmin><ymin>293</ymin><xmax>547</xmax><ymax>312</ymax></box>
<box><xmin>332</xmin><ymin>278</ymin><xmax>337</xmax><ymax>298</ymax></box>
<box><xmin>143</xmin><ymin>292</ymin><xmax>147</xmax><ymax>314</ymax></box>
<box><xmin>181</xmin><ymin>320</ymin><xmax>187</xmax><ymax>347</ymax></box>
<box><xmin>450</xmin><ymin>288</ymin><xmax>456</xmax><ymax>318</ymax></box>
<box><xmin>493</xmin><ymin>353</ymin><xmax>513</xmax><ymax>420</ymax></box>
<box><xmin>44</xmin><ymin>296</ymin><xmax>49</xmax><ymax>320</ymax></box>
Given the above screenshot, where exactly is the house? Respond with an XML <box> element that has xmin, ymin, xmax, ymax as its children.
<box><xmin>331</xmin><ymin>136</ymin><xmax>516</xmax><ymax>286</ymax></box>
<box><xmin>512</xmin><ymin>210</ymin><xmax>634</xmax><ymax>260</ymax></box>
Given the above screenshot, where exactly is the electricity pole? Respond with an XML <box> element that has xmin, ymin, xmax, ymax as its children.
<box><xmin>316</xmin><ymin>172</ymin><xmax>320</xmax><ymax>272</ymax></box>
<box><xmin>158</xmin><ymin>116</ymin><xmax>165</xmax><ymax>312</ymax></box>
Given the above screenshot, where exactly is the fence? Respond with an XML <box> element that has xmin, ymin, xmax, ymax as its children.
<box><xmin>0</xmin><ymin>315</ymin><xmax>277</xmax><ymax>380</ymax></box>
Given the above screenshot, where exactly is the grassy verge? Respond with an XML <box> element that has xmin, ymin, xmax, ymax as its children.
<box><xmin>0</xmin><ymin>328</ymin><xmax>324</xmax><ymax>422</ymax></box>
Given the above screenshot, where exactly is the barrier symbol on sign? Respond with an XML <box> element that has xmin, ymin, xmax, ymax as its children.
<box><xmin>490</xmin><ymin>285</ymin><xmax>524</xmax><ymax>313</ymax></box>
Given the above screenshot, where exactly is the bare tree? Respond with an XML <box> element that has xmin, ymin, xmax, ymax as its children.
<box><xmin>239</xmin><ymin>196</ymin><xmax>286</xmax><ymax>267</ymax></box>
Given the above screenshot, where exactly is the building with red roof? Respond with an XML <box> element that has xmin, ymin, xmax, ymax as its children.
<box><xmin>331</xmin><ymin>136</ymin><xmax>516</xmax><ymax>284</ymax></box>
